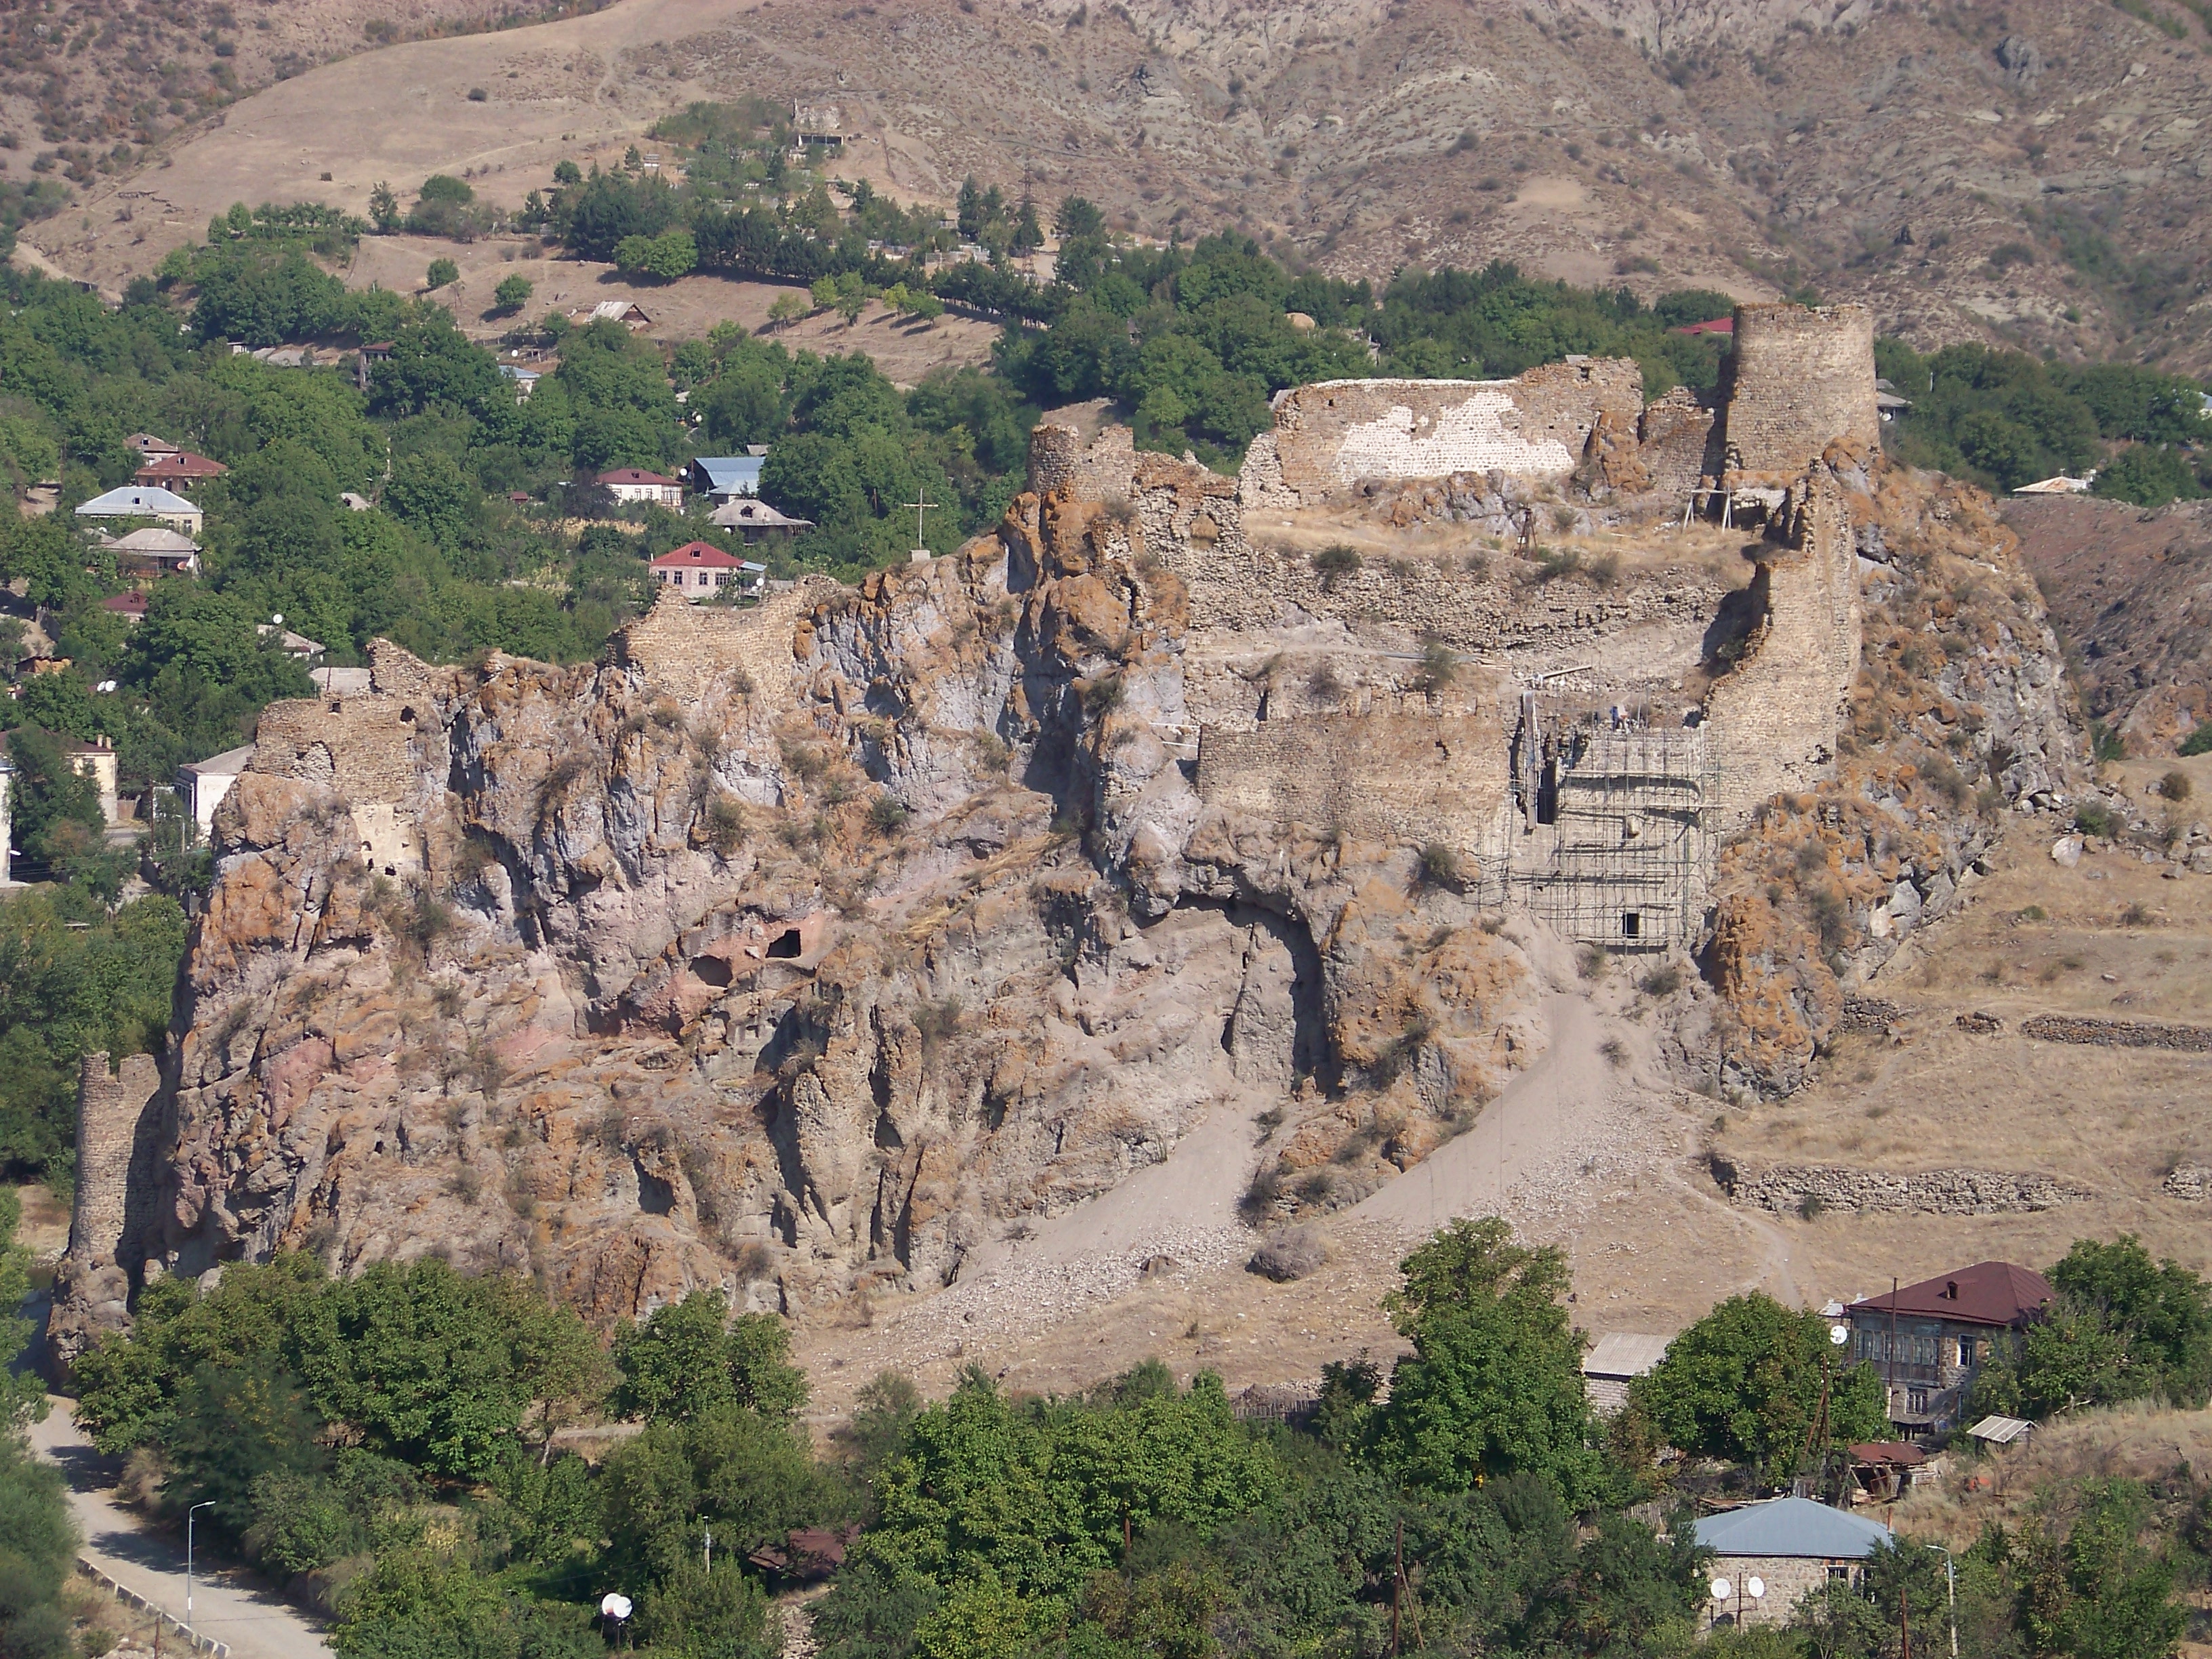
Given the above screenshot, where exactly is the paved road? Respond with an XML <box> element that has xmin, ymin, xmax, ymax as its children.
<box><xmin>29</xmin><ymin>1397</ymin><xmax>335</xmax><ymax>1659</ymax></box>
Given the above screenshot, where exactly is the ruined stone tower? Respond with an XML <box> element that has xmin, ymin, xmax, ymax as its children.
<box><xmin>68</xmin><ymin>1050</ymin><xmax>159</xmax><ymax>1265</ymax></box>
<box><xmin>1721</xmin><ymin>302</ymin><xmax>1880</xmax><ymax>476</ymax></box>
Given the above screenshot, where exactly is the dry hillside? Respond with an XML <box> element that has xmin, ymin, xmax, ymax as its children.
<box><xmin>16</xmin><ymin>0</ymin><xmax>2212</xmax><ymax>367</ymax></box>
<box><xmin>2009</xmin><ymin>495</ymin><xmax>2212</xmax><ymax>757</ymax></box>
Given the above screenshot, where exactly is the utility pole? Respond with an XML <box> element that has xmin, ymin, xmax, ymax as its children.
<box><xmin>1390</xmin><ymin>1518</ymin><xmax>1404</xmax><ymax>1656</ymax></box>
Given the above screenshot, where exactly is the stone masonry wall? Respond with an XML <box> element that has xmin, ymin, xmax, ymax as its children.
<box><xmin>1721</xmin><ymin>1160</ymin><xmax>2093</xmax><ymax>1216</ymax></box>
<box><xmin>1029</xmin><ymin>422</ymin><xmax>1137</xmax><ymax>504</ymax></box>
<box><xmin>1246</xmin><ymin>361</ymin><xmax>1645</xmax><ymax>506</ymax></box>
<box><xmin>1722</xmin><ymin>303</ymin><xmax>1880</xmax><ymax>477</ymax></box>
<box><xmin>610</xmin><ymin>578</ymin><xmax>844</xmax><ymax>708</ymax></box>
<box><xmin>69</xmin><ymin>1051</ymin><xmax>159</xmax><ymax>1264</ymax></box>
<box><xmin>1700</xmin><ymin>469</ymin><xmax>1863</xmax><ymax>830</ymax></box>
<box><xmin>1195</xmin><ymin>703</ymin><xmax>1513</xmax><ymax>856</ymax></box>
<box><xmin>250</xmin><ymin>692</ymin><xmax>432</xmax><ymax>805</ymax></box>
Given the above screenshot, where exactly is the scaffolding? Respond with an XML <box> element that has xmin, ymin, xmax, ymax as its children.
<box><xmin>1510</xmin><ymin>721</ymin><xmax>1710</xmax><ymax>951</ymax></box>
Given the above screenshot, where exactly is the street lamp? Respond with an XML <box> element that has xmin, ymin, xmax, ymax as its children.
<box><xmin>186</xmin><ymin>1500</ymin><xmax>215</xmax><ymax>1621</ymax></box>
<box><xmin>1925</xmin><ymin>1542</ymin><xmax>1959</xmax><ymax>1659</ymax></box>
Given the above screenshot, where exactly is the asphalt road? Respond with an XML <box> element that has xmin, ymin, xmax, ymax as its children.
<box><xmin>28</xmin><ymin>1397</ymin><xmax>336</xmax><ymax>1659</ymax></box>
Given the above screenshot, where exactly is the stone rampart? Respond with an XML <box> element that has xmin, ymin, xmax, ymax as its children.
<box><xmin>1195</xmin><ymin>703</ymin><xmax>1512</xmax><ymax>855</ymax></box>
<box><xmin>1244</xmin><ymin>360</ymin><xmax>1644</xmax><ymax>507</ymax></box>
<box><xmin>68</xmin><ymin>1051</ymin><xmax>158</xmax><ymax>1265</ymax></box>
<box><xmin>1698</xmin><ymin>468</ymin><xmax>1862</xmax><ymax>830</ymax></box>
<box><xmin>611</xmin><ymin>578</ymin><xmax>842</xmax><ymax>707</ymax></box>
<box><xmin>249</xmin><ymin>692</ymin><xmax>428</xmax><ymax>806</ymax></box>
<box><xmin>1721</xmin><ymin>1160</ymin><xmax>2091</xmax><ymax>1215</ymax></box>
<box><xmin>1029</xmin><ymin>422</ymin><xmax>1137</xmax><ymax>503</ymax></box>
<box><xmin>1721</xmin><ymin>303</ymin><xmax>1879</xmax><ymax>476</ymax></box>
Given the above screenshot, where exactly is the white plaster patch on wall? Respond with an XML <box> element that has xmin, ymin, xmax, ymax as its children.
<box><xmin>1331</xmin><ymin>392</ymin><xmax>1578</xmax><ymax>484</ymax></box>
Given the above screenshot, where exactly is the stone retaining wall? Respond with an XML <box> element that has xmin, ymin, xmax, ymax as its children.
<box><xmin>2020</xmin><ymin>1014</ymin><xmax>2212</xmax><ymax>1051</ymax></box>
<box><xmin>1717</xmin><ymin>1158</ymin><xmax>2091</xmax><ymax>1214</ymax></box>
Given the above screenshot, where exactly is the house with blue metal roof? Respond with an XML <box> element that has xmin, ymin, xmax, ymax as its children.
<box><xmin>686</xmin><ymin>456</ymin><xmax>765</xmax><ymax>501</ymax></box>
<box><xmin>1692</xmin><ymin>1497</ymin><xmax>1893</xmax><ymax>1630</ymax></box>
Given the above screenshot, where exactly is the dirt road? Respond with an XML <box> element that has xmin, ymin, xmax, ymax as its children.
<box><xmin>29</xmin><ymin>1399</ymin><xmax>335</xmax><ymax>1659</ymax></box>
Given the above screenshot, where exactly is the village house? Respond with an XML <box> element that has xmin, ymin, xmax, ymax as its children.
<box><xmin>598</xmin><ymin>467</ymin><xmax>684</xmax><ymax>509</ymax></box>
<box><xmin>575</xmin><ymin>300</ymin><xmax>652</xmax><ymax>329</ymax></box>
<box><xmin>684</xmin><ymin>456</ymin><xmax>765</xmax><ymax>501</ymax></box>
<box><xmin>71</xmin><ymin>735</ymin><xmax>121</xmax><ymax>827</ymax></box>
<box><xmin>354</xmin><ymin>342</ymin><xmax>395</xmax><ymax>393</ymax></box>
<box><xmin>710</xmin><ymin>497</ymin><xmax>813</xmax><ymax>544</ymax></box>
<box><xmin>100</xmin><ymin>591</ymin><xmax>149</xmax><ymax>625</ymax></box>
<box><xmin>650</xmin><ymin>540</ymin><xmax>764</xmax><ymax>600</ymax></box>
<box><xmin>255</xmin><ymin>623</ymin><xmax>327</xmax><ymax>663</ymax></box>
<box><xmin>102</xmin><ymin>526</ymin><xmax>201</xmax><ymax>581</ymax></box>
<box><xmin>1692</xmin><ymin>1498</ymin><xmax>1893</xmax><ymax>1631</ymax></box>
<box><xmin>73</xmin><ymin>485</ymin><xmax>203</xmax><ymax>537</ymax></box>
<box><xmin>133</xmin><ymin>450</ymin><xmax>228</xmax><ymax>494</ymax></box>
<box><xmin>1845</xmin><ymin>1261</ymin><xmax>2053</xmax><ymax>1433</ymax></box>
<box><xmin>178</xmin><ymin>743</ymin><xmax>253</xmax><ymax>844</ymax></box>
<box><xmin>498</xmin><ymin>365</ymin><xmax>541</xmax><ymax>401</ymax></box>
<box><xmin>1581</xmin><ymin>1333</ymin><xmax>1669</xmax><ymax>1418</ymax></box>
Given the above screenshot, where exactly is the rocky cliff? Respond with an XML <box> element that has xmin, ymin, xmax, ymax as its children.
<box><xmin>52</xmin><ymin>400</ymin><xmax>2093</xmax><ymax>1358</ymax></box>
<box><xmin>54</xmin><ymin>481</ymin><xmax>1547</xmax><ymax>1357</ymax></box>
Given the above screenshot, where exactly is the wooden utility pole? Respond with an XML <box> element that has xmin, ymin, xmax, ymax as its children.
<box><xmin>1390</xmin><ymin>1518</ymin><xmax>1404</xmax><ymax>1656</ymax></box>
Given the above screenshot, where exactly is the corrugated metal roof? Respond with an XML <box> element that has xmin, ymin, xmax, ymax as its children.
<box><xmin>693</xmin><ymin>456</ymin><xmax>764</xmax><ymax>491</ymax></box>
<box><xmin>75</xmin><ymin>485</ymin><xmax>198</xmax><ymax>516</ymax></box>
<box><xmin>1967</xmin><ymin>1415</ymin><xmax>2034</xmax><ymax>1446</ymax></box>
<box><xmin>1847</xmin><ymin>1262</ymin><xmax>2053</xmax><ymax>1329</ymax></box>
<box><xmin>1582</xmin><ymin>1333</ymin><xmax>1671</xmax><ymax>1379</ymax></box>
<box><xmin>1694</xmin><ymin>1497</ymin><xmax>1893</xmax><ymax>1560</ymax></box>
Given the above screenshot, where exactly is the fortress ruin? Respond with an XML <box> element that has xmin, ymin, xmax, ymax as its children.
<box><xmin>1040</xmin><ymin>300</ymin><xmax>1877</xmax><ymax>952</ymax></box>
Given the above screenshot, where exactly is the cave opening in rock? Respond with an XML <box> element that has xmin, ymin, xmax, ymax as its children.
<box><xmin>766</xmin><ymin>928</ymin><xmax>802</xmax><ymax>958</ymax></box>
<box><xmin>691</xmin><ymin>955</ymin><xmax>734</xmax><ymax>987</ymax></box>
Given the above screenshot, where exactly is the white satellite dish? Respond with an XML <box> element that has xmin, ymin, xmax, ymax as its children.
<box><xmin>271</xmin><ymin>613</ymin><xmax>285</xmax><ymax>626</ymax></box>
<box><xmin>600</xmin><ymin>1593</ymin><xmax>633</xmax><ymax>1621</ymax></box>
<box><xmin>1746</xmin><ymin>1576</ymin><xmax>1766</xmax><ymax>1600</ymax></box>
<box><xmin>1830</xmin><ymin>1324</ymin><xmax>1849</xmax><ymax>1346</ymax></box>
<box><xmin>1709</xmin><ymin>1577</ymin><xmax>1732</xmax><ymax>1602</ymax></box>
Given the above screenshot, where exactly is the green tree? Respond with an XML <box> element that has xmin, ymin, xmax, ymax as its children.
<box><xmin>2093</xmin><ymin>444</ymin><xmax>2203</xmax><ymax>508</ymax></box>
<box><xmin>367</xmin><ymin>182</ymin><xmax>401</xmax><ymax>232</ymax></box>
<box><xmin>613</xmin><ymin>1292</ymin><xmax>808</xmax><ymax>1424</ymax></box>
<box><xmin>1370</xmin><ymin>1218</ymin><xmax>1606</xmax><ymax>1500</ymax></box>
<box><xmin>426</xmin><ymin>258</ymin><xmax>460</xmax><ymax>291</ymax></box>
<box><xmin>1628</xmin><ymin>1293</ymin><xmax>1890</xmax><ymax>1479</ymax></box>
<box><xmin>166</xmin><ymin>1352</ymin><xmax>329</xmax><ymax>1533</ymax></box>
<box><xmin>493</xmin><ymin>274</ymin><xmax>533</xmax><ymax>312</ymax></box>
<box><xmin>4</xmin><ymin>726</ymin><xmax>102</xmax><ymax>867</ymax></box>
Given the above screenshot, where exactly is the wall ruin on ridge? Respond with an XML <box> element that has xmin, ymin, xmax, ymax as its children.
<box><xmin>1240</xmin><ymin>359</ymin><xmax>1645</xmax><ymax>508</ymax></box>
<box><xmin>68</xmin><ymin>1051</ymin><xmax>159</xmax><ymax>1266</ymax></box>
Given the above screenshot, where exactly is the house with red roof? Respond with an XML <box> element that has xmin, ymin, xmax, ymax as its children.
<box><xmin>598</xmin><ymin>467</ymin><xmax>684</xmax><ymax>509</ymax></box>
<box><xmin>1673</xmin><ymin>316</ymin><xmax>1735</xmax><ymax>337</ymax></box>
<box><xmin>1845</xmin><ymin>1261</ymin><xmax>2053</xmax><ymax>1433</ymax></box>
<box><xmin>650</xmin><ymin>540</ymin><xmax>766</xmax><ymax>600</ymax></box>
<box><xmin>133</xmin><ymin>451</ymin><xmax>229</xmax><ymax>493</ymax></box>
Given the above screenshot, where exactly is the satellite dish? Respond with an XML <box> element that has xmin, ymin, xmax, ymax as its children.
<box><xmin>1709</xmin><ymin>1578</ymin><xmax>1732</xmax><ymax>1603</ymax></box>
<box><xmin>1830</xmin><ymin>1324</ymin><xmax>1849</xmax><ymax>1346</ymax></box>
<box><xmin>600</xmin><ymin>1593</ymin><xmax>633</xmax><ymax>1621</ymax></box>
<box><xmin>271</xmin><ymin>613</ymin><xmax>285</xmax><ymax>626</ymax></box>
<box><xmin>1746</xmin><ymin>1576</ymin><xmax>1766</xmax><ymax>1600</ymax></box>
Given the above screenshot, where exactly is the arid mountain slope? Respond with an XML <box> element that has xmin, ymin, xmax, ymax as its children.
<box><xmin>23</xmin><ymin>0</ymin><xmax>2212</xmax><ymax>367</ymax></box>
<box><xmin>2008</xmin><ymin>496</ymin><xmax>2212</xmax><ymax>756</ymax></box>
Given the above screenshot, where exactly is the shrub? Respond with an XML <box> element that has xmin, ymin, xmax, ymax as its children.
<box><xmin>2156</xmin><ymin>769</ymin><xmax>2191</xmax><ymax>802</ymax></box>
<box><xmin>466</xmin><ymin>86</ymin><xmax>488</xmax><ymax>102</ymax></box>
<box><xmin>2074</xmin><ymin>800</ymin><xmax>2113</xmax><ymax>837</ymax></box>
<box><xmin>1416</xmin><ymin>842</ymin><xmax>1460</xmax><ymax>888</ymax></box>
<box><xmin>1638</xmin><ymin>964</ymin><xmax>1682</xmax><ymax>997</ymax></box>
<box><xmin>2179</xmin><ymin>723</ymin><xmax>2212</xmax><ymax>758</ymax></box>
<box><xmin>867</xmin><ymin>796</ymin><xmax>910</xmax><ymax>834</ymax></box>
<box><xmin>1311</xmin><ymin>544</ymin><xmax>1361</xmax><ymax>591</ymax></box>
<box><xmin>424</xmin><ymin>257</ymin><xmax>459</xmax><ymax>290</ymax></box>
<box><xmin>703</xmin><ymin>796</ymin><xmax>745</xmax><ymax>856</ymax></box>
<box><xmin>1415</xmin><ymin>640</ymin><xmax>1456</xmax><ymax>694</ymax></box>
<box><xmin>492</xmin><ymin>273</ymin><xmax>532</xmax><ymax>312</ymax></box>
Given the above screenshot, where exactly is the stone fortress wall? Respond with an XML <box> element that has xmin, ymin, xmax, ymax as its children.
<box><xmin>1049</xmin><ymin>302</ymin><xmax>1878</xmax><ymax>949</ymax></box>
<box><xmin>1240</xmin><ymin>359</ymin><xmax>1645</xmax><ymax>508</ymax></box>
<box><xmin>1720</xmin><ymin>302</ymin><xmax>1880</xmax><ymax>476</ymax></box>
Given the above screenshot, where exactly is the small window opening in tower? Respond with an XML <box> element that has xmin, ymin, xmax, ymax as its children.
<box><xmin>1621</xmin><ymin>912</ymin><xmax>1641</xmax><ymax>940</ymax></box>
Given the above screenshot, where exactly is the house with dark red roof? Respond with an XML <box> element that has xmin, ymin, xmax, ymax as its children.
<box><xmin>597</xmin><ymin>467</ymin><xmax>684</xmax><ymax>509</ymax></box>
<box><xmin>649</xmin><ymin>540</ymin><xmax>765</xmax><ymax>600</ymax></box>
<box><xmin>1845</xmin><ymin>1261</ymin><xmax>2053</xmax><ymax>1433</ymax></box>
<box><xmin>1673</xmin><ymin>316</ymin><xmax>1735</xmax><ymax>337</ymax></box>
<box><xmin>133</xmin><ymin>450</ymin><xmax>228</xmax><ymax>493</ymax></box>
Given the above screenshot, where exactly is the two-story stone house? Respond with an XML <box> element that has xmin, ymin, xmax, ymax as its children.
<box><xmin>1845</xmin><ymin>1261</ymin><xmax>2053</xmax><ymax>1434</ymax></box>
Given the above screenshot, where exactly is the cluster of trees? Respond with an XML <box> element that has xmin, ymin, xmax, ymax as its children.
<box><xmin>1877</xmin><ymin>340</ymin><xmax>2209</xmax><ymax>505</ymax></box>
<box><xmin>0</xmin><ymin>1191</ymin><xmax>81</xmax><ymax>1658</ymax></box>
<box><xmin>61</xmin><ymin>1218</ymin><xmax>2212</xmax><ymax>1659</ymax></box>
<box><xmin>1969</xmin><ymin>1236</ymin><xmax>2212</xmax><ymax>1421</ymax></box>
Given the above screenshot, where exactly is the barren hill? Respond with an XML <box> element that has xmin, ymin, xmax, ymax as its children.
<box><xmin>2008</xmin><ymin>495</ymin><xmax>2212</xmax><ymax>756</ymax></box>
<box><xmin>19</xmin><ymin>0</ymin><xmax>2212</xmax><ymax>367</ymax></box>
